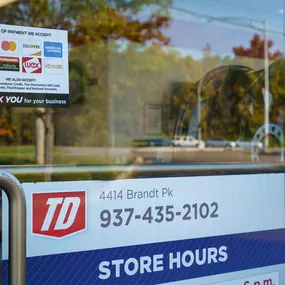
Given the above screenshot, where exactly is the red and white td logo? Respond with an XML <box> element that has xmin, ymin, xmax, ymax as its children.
<box><xmin>32</xmin><ymin>191</ymin><xmax>86</xmax><ymax>238</ymax></box>
<box><xmin>22</xmin><ymin>57</ymin><xmax>42</xmax><ymax>73</ymax></box>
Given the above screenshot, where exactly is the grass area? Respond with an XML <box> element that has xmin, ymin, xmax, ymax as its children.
<box><xmin>0</xmin><ymin>146</ymin><xmax>113</xmax><ymax>166</ymax></box>
<box><xmin>0</xmin><ymin>146</ymin><xmax>34</xmax><ymax>154</ymax></box>
<box><xmin>13</xmin><ymin>172</ymin><xmax>117</xmax><ymax>183</ymax></box>
<box><xmin>0</xmin><ymin>146</ymin><xmax>121</xmax><ymax>182</ymax></box>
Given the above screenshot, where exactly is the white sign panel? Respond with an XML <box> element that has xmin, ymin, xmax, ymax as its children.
<box><xmin>0</xmin><ymin>24</ymin><xmax>69</xmax><ymax>107</ymax></box>
<box><xmin>2</xmin><ymin>174</ymin><xmax>285</xmax><ymax>285</ymax></box>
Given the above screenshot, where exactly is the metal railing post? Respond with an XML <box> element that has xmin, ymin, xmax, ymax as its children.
<box><xmin>0</xmin><ymin>170</ymin><xmax>26</xmax><ymax>285</ymax></box>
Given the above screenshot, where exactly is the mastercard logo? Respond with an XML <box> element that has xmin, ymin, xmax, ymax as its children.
<box><xmin>1</xmin><ymin>41</ymin><xmax>17</xmax><ymax>52</ymax></box>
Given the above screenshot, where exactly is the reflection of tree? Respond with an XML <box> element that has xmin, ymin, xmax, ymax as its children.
<box><xmin>71</xmin><ymin>32</ymin><xmax>285</xmax><ymax>145</ymax></box>
<box><xmin>1</xmin><ymin>4</ymin><xmax>285</xmax><ymax>151</ymax></box>
<box><xmin>3</xmin><ymin>0</ymin><xmax>171</xmax><ymax>46</ymax></box>
<box><xmin>268</xmin><ymin>59</ymin><xmax>285</xmax><ymax>124</ymax></box>
<box><xmin>167</xmin><ymin>82</ymin><xmax>197</xmax><ymax>136</ymax></box>
<box><xmin>1</xmin><ymin>108</ymin><xmax>17</xmax><ymax>145</ymax></box>
<box><xmin>201</xmin><ymin>67</ymin><xmax>256</xmax><ymax>139</ymax></box>
<box><xmin>192</xmin><ymin>34</ymin><xmax>285</xmax><ymax>141</ymax></box>
<box><xmin>233</xmin><ymin>33</ymin><xmax>283</xmax><ymax>60</ymax></box>
<box><xmin>232</xmin><ymin>33</ymin><xmax>285</xmax><ymax>143</ymax></box>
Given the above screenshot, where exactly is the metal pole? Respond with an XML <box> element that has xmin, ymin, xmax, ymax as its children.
<box><xmin>0</xmin><ymin>170</ymin><xmax>26</xmax><ymax>285</ymax></box>
<box><xmin>264</xmin><ymin>19</ymin><xmax>270</xmax><ymax>152</ymax></box>
<box><xmin>44</xmin><ymin>108</ymin><xmax>54</xmax><ymax>182</ymax></box>
<box><xmin>197</xmin><ymin>79</ymin><xmax>203</xmax><ymax>142</ymax></box>
<box><xmin>108</xmin><ymin>84</ymin><xmax>115</xmax><ymax>164</ymax></box>
<box><xmin>35</xmin><ymin>108</ymin><xmax>45</xmax><ymax>165</ymax></box>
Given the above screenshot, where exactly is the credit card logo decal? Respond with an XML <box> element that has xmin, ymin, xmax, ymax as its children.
<box><xmin>0</xmin><ymin>56</ymin><xmax>20</xmax><ymax>71</ymax></box>
<box><xmin>0</xmin><ymin>39</ymin><xmax>19</xmax><ymax>53</ymax></box>
<box><xmin>22</xmin><ymin>57</ymin><xmax>42</xmax><ymax>73</ymax></box>
<box><xmin>44</xmin><ymin>42</ymin><xmax>63</xmax><ymax>58</ymax></box>
<box><xmin>22</xmin><ymin>40</ymin><xmax>42</xmax><ymax>56</ymax></box>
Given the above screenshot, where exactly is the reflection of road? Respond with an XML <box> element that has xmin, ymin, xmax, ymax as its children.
<box><xmin>132</xmin><ymin>147</ymin><xmax>283</xmax><ymax>164</ymax></box>
<box><xmin>63</xmin><ymin>146</ymin><xmax>284</xmax><ymax>164</ymax></box>
<box><xmin>64</xmin><ymin>147</ymin><xmax>130</xmax><ymax>157</ymax></box>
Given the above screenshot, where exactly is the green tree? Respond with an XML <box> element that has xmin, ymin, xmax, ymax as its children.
<box><xmin>233</xmin><ymin>33</ymin><xmax>285</xmax><ymax>135</ymax></box>
<box><xmin>0</xmin><ymin>0</ymin><xmax>172</xmax><ymax>164</ymax></box>
<box><xmin>3</xmin><ymin>0</ymin><xmax>171</xmax><ymax>46</ymax></box>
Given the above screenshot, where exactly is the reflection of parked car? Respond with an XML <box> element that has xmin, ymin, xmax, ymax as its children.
<box><xmin>132</xmin><ymin>138</ymin><xmax>173</xmax><ymax>147</ymax></box>
<box><xmin>205</xmin><ymin>138</ymin><xmax>235</xmax><ymax>148</ymax></box>
<box><xmin>172</xmin><ymin>136</ymin><xmax>205</xmax><ymax>148</ymax></box>
<box><xmin>235</xmin><ymin>139</ymin><xmax>263</xmax><ymax>149</ymax></box>
<box><xmin>149</xmin><ymin>139</ymin><xmax>173</xmax><ymax>147</ymax></box>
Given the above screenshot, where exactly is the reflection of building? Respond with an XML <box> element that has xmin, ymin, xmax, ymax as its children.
<box><xmin>108</xmin><ymin>47</ymin><xmax>271</xmax><ymax>146</ymax></box>
<box><xmin>54</xmin><ymin>41</ymin><xmax>282</xmax><ymax>148</ymax></box>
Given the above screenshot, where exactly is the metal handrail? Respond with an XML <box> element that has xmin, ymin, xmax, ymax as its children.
<box><xmin>0</xmin><ymin>163</ymin><xmax>283</xmax><ymax>174</ymax></box>
<box><xmin>0</xmin><ymin>170</ymin><xmax>26</xmax><ymax>285</ymax></box>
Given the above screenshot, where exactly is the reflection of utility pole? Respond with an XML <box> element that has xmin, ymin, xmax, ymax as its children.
<box><xmin>34</xmin><ymin>107</ymin><xmax>54</xmax><ymax>181</ymax></box>
<box><xmin>263</xmin><ymin>20</ymin><xmax>270</xmax><ymax>152</ymax></box>
<box><xmin>108</xmin><ymin>88</ymin><xmax>115</xmax><ymax>164</ymax></box>
<box><xmin>44</xmin><ymin>108</ymin><xmax>54</xmax><ymax>182</ymax></box>
<box><xmin>197</xmin><ymin>79</ymin><xmax>202</xmax><ymax>142</ymax></box>
<box><xmin>35</xmin><ymin>108</ymin><xmax>45</xmax><ymax>165</ymax></box>
<box><xmin>109</xmin><ymin>94</ymin><xmax>115</xmax><ymax>147</ymax></box>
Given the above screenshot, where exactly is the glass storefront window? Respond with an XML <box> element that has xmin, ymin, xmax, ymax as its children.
<box><xmin>0</xmin><ymin>0</ymin><xmax>282</xmax><ymax>180</ymax></box>
<box><xmin>1</xmin><ymin>1</ymin><xmax>285</xmax><ymax>285</ymax></box>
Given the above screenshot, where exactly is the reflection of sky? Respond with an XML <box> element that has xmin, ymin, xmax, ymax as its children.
<box><xmin>144</xmin><ymin>0</ymin><xmax>284</xmax><ymax>58</ymax></box>
<box><xmin>172</xmin><ymin>0</ymin><xmax>283</xmax><ymax>28</ymax></box>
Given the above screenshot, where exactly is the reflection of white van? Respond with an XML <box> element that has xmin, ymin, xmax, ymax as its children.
<box><xmin>235</xmin><ymin>139</ymin><xmax>263</xmax><ymax>149</ymax></box>
<box><xmin>172</xmin><ymin>136</ymin><xmax>205</xmax><ymax>148</ymax></box>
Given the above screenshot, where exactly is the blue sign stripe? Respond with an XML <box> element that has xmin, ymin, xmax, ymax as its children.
<box><xmin>3</xmin><ymin>229</ymin><xmax>285</xmax><ymax>285</ymax></box>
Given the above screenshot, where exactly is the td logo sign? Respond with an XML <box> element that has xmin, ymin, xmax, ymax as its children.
<box><xmin>32</xmin><ymin>191</ymin><xmax>86</xmax><ymax>238</ymax></box>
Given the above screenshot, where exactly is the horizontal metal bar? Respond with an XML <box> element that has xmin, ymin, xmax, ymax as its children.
<box><xmin>0</xmin><ymin>163</ymin><xmax>282</xmax><ymax>175</ymax></box>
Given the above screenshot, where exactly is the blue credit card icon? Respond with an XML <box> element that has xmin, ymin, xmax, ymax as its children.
<box><xmin>44</xmin><ymin>42</ymin><xmax>63</xmax><ymax>58</ymax></box>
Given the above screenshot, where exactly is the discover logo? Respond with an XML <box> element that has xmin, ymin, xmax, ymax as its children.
<box><xmin>22</xmin><ymin>40</ymin><xmax>42</xmax><ymax>56</ymax></box>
